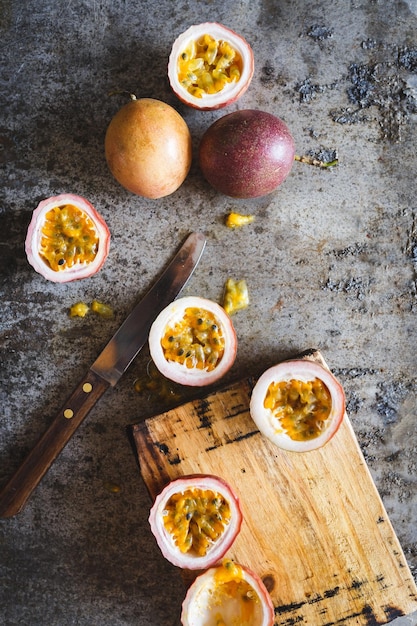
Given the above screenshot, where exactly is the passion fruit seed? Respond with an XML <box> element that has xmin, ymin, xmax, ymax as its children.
<box><xmin>223</xmin><ymin>278</ymin><xmax>249</xmax><ymax>315</ymax></box>
<box><xmin>40</xmin><ymin>204</ymin><xmax>99</xmax><ymax>271</ymax></box>
<box><xmin>163</xmin><ymin>488</ymin><xmax>231</xmax><ymax>556</ymax></box>
<box><xmin>178</xmin><ymin>34</ymin><xmax>242</xmax><ymax>98</ymax></box>
<box><xmin>264</xmin><ymin>377</ymin><xmax>332</xmax><ymax>441</ymax></box>
<box><xmin>134</xmin><ymin>360</ymin><xmax>184</xmax><ymax>405</ymax></box>
<box><xmin>161</xmin><ymin>307</ymin><xmax>225</xmax><ymax>372</ymax></box>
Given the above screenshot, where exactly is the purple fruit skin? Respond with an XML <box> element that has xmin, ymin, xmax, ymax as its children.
<box><xmin>198</xmin><ymin>110</ymin><xmax>295</xmax><ymax>198</ymax></box>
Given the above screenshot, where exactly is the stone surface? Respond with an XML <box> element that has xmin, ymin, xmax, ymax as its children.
<box><xmin>0</xmin><ymin>1</ymin><xmax>416</xmax><ymax>625</ymax></box>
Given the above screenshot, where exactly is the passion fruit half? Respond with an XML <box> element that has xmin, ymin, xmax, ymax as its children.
<box><xmin>181</xmin><ymin>559</ymin><xmax>274</xmax><ymax>626</ymax></box>
<box><xmin>148</xmin><ymin>296</ymin><xmax>237</xmax><ymax>387</ymax></box>
<box><xmin>250</xmin><ymin>360</ymin><xmax>345</xmax><ymax>452</ymax></box>
<box><xmin>25</xmin><ymin>194</ymin><xmax>110</xmax><ymax>283</ymax></box>
<box><xmin>105</xmin><ymin>96</ymin><xmax>192</xmax><ymax>199</ymax></box>
<box><xmin>199</xmin><ymin>109</ymin><xmax>295</xmax><ymax>198</ymax></box>
<box><xmin>168</xmin><ymin>23</ymin><xmax>254</xmax><ymax>110</ymax></box>
<box><xmin>149</xmin><ymin>475</ymin><xmax>243</xmax><ymax>570</ymax></box>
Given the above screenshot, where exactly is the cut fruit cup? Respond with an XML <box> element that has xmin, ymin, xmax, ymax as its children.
<box><xmin>25</xmin><ymin>193</ymin><xmax>110</xmax><ymax>283</ymax></box>
<box><xmin>168</xmin><ymin>22</ymin><xmax>254</xmax><ymax>110</ymax></box>
<box><xmin>181</xmin><ymin>560</ymin><xmax>275</xmax><ymax>626</ymax></box>
<box><xmin>148</xmin><ymin>474</ymin><xmax>243</xmax><ymax>570</ymax></box>
<box><xmin>148</xmin><ymin>296</ymin><xmax>237</xmax><ymax>387</ymax></box>
<box><xmin>250</xmin><ymin>359</ymin><xmax>346</xmax><ymax>452</ymax></box>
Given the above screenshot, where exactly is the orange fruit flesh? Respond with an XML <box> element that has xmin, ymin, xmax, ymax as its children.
<box><xmin>212</xmin><ymin>561</ymin><xmax>260</xmax><ymax>623</ymax></box>
<box><xmin>40</xmin><ymin>204</ymin><xmax>98</xmax><ymax>271</ymax></box>
<box><xmin>162</xmin><ymin>488</ymin><xmax>231</xmax><ymax>556</ymax></box>
<box><xmin>264</xmin><ymin>378</ymin><xmax>332</xmax><ymax>441</ymax></box>
<box><xmin>178</xmin><ymin>34</ymin><xmax>242</xmax><ymax>98</ymax></box>
<box><xmin>161</xmin><ymin>307</ymin><xmax>225</xmax><ymax>372</ymax></box>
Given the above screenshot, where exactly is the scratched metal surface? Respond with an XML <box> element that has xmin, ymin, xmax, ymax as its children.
<box><xmin>0</xmin><ymin>1</ymin><xmax>416</xmax><ymax>625</ymax></box>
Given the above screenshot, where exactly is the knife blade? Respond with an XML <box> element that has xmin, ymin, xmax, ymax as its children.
<box><xmin>0</xmin><ymin>231</ymin><xmax>206</xmax><ymax>518</ymax></box>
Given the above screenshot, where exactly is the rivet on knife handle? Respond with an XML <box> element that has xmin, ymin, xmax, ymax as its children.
<box><xmin>0</xmin><ymin>232</ymin><xmax>206</xmax><ymax>518</ymax></box>
<box><xmin>0</xmin><ymin>371</ymin><xmax>110</xmax><ymax>518</ymax></box>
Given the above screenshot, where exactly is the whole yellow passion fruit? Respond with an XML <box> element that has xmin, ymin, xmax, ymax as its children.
<box><xmin>104</xmin><ymin>96</ymin><xmax>192</xmax><ymax>199</ymax></box>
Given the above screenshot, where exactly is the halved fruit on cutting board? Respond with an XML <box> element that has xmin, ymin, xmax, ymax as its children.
<box><xmin>148</xmin><ymin>474</ymin><xmax>242</xmax><ymax>570</ymax></box>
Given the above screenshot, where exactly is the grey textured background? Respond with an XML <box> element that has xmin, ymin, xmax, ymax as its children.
<box><xmin>1</xmin><ymin>1</ymin><xmax>416</xmax><ymax>624</ymax></box>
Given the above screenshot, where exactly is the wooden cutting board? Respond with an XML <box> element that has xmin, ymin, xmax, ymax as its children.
<box><xmin>132</xmin><ymin>350</ymin><xmax>417</xmax><ymax>625</ymax></box>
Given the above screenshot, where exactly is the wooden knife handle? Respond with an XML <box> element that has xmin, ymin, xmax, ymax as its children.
<box><xmin>0</xmin><ymin>369</ymin><xmax>110</xmax><ymax>518</ymax></box>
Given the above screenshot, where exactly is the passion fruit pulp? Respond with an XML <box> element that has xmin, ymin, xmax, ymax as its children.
<box><xmin>104</xmin><ymin>96</ymin><xmax>192</xmax><ymax>199</ymax></box>
<box><xmin>168</xmin><ymin>23</ymin><xmax>254</xmax><ymax>110</ymax></box>
<box><xmin>181</xmin><ymin>560</ymin><xmax>274</xmax><ymax>626</ymax></box>
<box><xmin>199</xmin><ymin>109</ymin><xmax>295</xmax><ymax>198</ymax></box>
<box><xmin>25</xmin><ymin>194</ymin><xmax>110</xmax><ymax>283</ymax></box>
<box><xmin>250</xmin><ymin>360</ymin><xmax>345</xmax><ymax>452</ymax></box>
<box><xmin>149</xmin><ymin>475</ymin><xmax>243</xmax><ymax>570</ymax></box>
<box><xmin>148</xmin><ymin>296</ymin><xmax>237</xmax><ymax>387</ymax></box>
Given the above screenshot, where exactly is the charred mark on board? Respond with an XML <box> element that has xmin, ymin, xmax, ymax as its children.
<box><xmin>275</xmin><ymin>593</ymin><xmax>404</xmax><ymax>625</ymax></box>
<box><xmin>154</xmin><ymin>442</ymin><xmax>181</xmax><ymax>465</ymax></box>
<box><xmin>195</xmin><ymin>398</ymin><xmax>212</xmax><ymax>429</ymax></box>
<box><xmin>279</xmin><ymin>616</ymin><xmax>305</xmax><ymax>625</ymax></box>
<box><xmin>350</xmin><ymin>578</ymin><xmax>366</xmax><ymax>590</ymax></box>
<box><xmin>234</xmin><ymin>429</ymin><xmax>259</xmax><ymax>442</ymax></box>
<box><xmin>324</xmin><ymin>586</ymin><xmax>340</xmax><ymax>598</ymax></box>
<box><xmin>383</xmin><ymin>606</ymin><xmax>404</xmax><ymax>621</ymax></box>
<box><xmin>224</xmin><ymin>404</ymin><xmax>250</xmax><ymax>420</ymax></box>
<box><xmin>275</xmin><ymin>600</ymin><xmax>305</xmax><ymax>615</ymax></box>
<box><xmin>157</xmin><ymin>443</ymin><xmax>169</xmax><ymax>455</ymax></box>
<box><xmin>360</xmin><ymin>603</ymin><xmax>404</xmax><ymax>626</ymax></box>
<box><xmin>375</xmin><ymin>574</ymin><xmax>389</xmax><ymax>590</ymax></box>
<box><xmin>204</xmin><ymin>429</ymin><xmax>259</xmax><ymax>452</ymax></box>
<box><xmin>275</xmin><ymin>586</ymin><xmax>341</xmax><ymax>615</ymax></box>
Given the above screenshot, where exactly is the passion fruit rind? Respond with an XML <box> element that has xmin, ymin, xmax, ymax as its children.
<box><xmin>25</xmin><ymin>193</ymin><xmax>111</xmax><ymax>283</ymax></box>
<box><xmin>149</xmin><ymin>474</ymin><xmax>243</xmax><ymax>570</ymax></box>
<box><xmin>181</xmin><ymin>560</ymin><xmax>274</xmax><ymax>626</ymax></box>
<box><xmin>249</xmin><ymin>360</ymin><xmax>346</xmax><ymax>453</ymax></box>
<box><xmin>168</xmin><ymin>22</ymin><xmax>254</xmax><ymax>110</ymax></box>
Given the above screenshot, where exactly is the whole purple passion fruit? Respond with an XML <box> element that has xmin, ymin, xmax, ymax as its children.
<box><xmin>198</xmin><ymin>109</ymin><xmax>295</xmax><ymax>198</ymax></box>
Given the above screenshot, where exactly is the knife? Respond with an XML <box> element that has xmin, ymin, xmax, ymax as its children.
<box><xmin>0</xmin><ymin>231</ymin><xmax>206</xmax><ymax>518</ymax></box>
